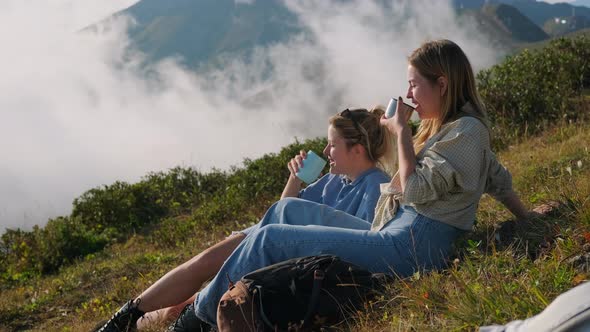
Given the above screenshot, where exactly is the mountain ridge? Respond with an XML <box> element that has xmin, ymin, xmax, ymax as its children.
<box><xmin>103</xmin><ymin>0</ymin><xmax>590</xmax><ymax>70</ymax></box>
<box><xmin>116</xmin><ymin>0</ymin><xmax>300</xmax><ymax>68</ymax></box>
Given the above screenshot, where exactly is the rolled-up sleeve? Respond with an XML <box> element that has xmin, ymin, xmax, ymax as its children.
<box><xmin>484</xmin><ymin>152</ymin><xmax>513</xmax><ymax>202</ymax></box>
<box><xmin>396</xmin><ymin>116</ymin><xmax>504</xmax><ymax>229</ymax></box>
<box><xmin>404</xmin><ymin>130</ymin><xmax>484</xmax><ymax>205</ymax></box>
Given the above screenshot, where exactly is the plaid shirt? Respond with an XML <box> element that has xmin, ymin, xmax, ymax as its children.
<box><xmin>400</xmin><ymin>115</ymin><xmax>512</xmax><ymax>230</ymax></box>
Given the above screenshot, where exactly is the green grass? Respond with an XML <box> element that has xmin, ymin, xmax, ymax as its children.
<box><xmin>3</xmin><ymin>33</ymin><xmax>590</xmax><ymax>328</ymax></box>
<box><xmin>353</xmin><ymin>121</ymin><xmax>590</xmax><ymax>331</ymax></box>
<box><xmin>1</xmin><ymin>120</ymin><xmax>589</xmax><ymax>331</ymax></box>
<box><xmin>519</xmin><ymin>27</ymin><xmax>590</xmax><ymax>52</ymax></box>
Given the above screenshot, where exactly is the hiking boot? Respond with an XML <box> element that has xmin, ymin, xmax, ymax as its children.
<box><xmin>167</xmin><ymin>303</ymin><xmax>213</xmax><ymax>332</ymax></box>
<box><xmin>94</xmin><ymin>298</ymin><xmax>145</xmax><ymax>332</ymax></box>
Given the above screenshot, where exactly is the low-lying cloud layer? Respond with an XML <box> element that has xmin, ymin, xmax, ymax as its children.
<box><xmin>0</xmin><ymin>0</ymin><xmax>504</xmax><ymax>232</ymax></box>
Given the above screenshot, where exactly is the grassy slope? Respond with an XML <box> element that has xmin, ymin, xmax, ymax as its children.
<box><xmin>517</xmin><ymin>27</ymin><xmax>590</xmax><ymax>52</ymax></box>
<box><xmin>1</xmin><ymin>119</ymin><xmax>589</xmax><ymax>331</ymax></box>
<box><xmin>356</xmin><ymin>121</ymin><xmax>590</xmax><ymax>331</ymax></box>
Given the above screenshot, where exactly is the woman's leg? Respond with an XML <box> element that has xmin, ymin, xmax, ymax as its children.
<box><xmin>132</xmin><ymin>198</ymin><xmax>367</xmax><ymax>328</ymax></box>
<box><xmin>194</xmin><ymin>224</ymin><xmax>393</xmax><ymax>326</ymax></box>
<box><xmin>132</xmin><ymin>233</ymin><xmax>244</xmax><ymax>326</ymax></box>
<box><xmin>136</xmin><ymin>198</ymin><xmax>364</xmax><ymax>314</ymax></box>
<box><xmin>195</xmin><ymin>206</ymin><xmax>456</xmax><ymax>325</ymax></box>
<box><xmin>240</xmin><ymin>197</ymin><xmax>372</xmax><ymax>236</ymax></box>
<box><xmin>193</xmin><ymin>205</ymin><xmax>461</xmax><ymax>326</ymax></box>
<box><xmin>100</xmin><ymin>199</ymin><xmax>379</xmax><ymax>331</ymax></box>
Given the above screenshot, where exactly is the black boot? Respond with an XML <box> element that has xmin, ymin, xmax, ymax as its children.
<box><xmin>94</xmin><ymin>299</ymin><xmax>145</xmax><ymax>332</ymax></box>
<box><xmin>167</xmin><ymin>303</ymin><xmax>213</xmax><ymax>332</ymax></box>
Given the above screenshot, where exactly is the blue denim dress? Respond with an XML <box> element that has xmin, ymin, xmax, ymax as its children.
<box><xmin>241</xmin><ymin>168</ymin><xmax>390</xmax><ymax>238</ymax></box>
<box><xmin>193</xmin><ymin>198</ymin><xmax>463</xmax><ymax>326</ymax></box>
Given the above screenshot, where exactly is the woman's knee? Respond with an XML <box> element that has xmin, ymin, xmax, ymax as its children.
<box><xmin>274</xmin><ymin>197</ymin><xmax>301</xmax><ymax>213</ymax></box>
<box><xmin>252</xmin><ymin>223</ymin><xmax>284</xmax><ymax>239</ymax></box>
<box><xmin>259</xmin><ymin>198</ymin><xmax>304</xmax><ymax>227</ymax></box>
<box><xmin>245</xmin><ymin>224</ymin><xmax>295</xmax><ymax>255</ymax></box>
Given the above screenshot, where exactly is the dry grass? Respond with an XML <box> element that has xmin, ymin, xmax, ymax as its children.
<box><xmin>350</xmin><ymin>121</ymin><xmax>590</xmax><ymax>331</ymax></box>
<box><xmin>1</xmin><ymin>122</ymin><xmax>590</xmax><ymax>331</ymax></box>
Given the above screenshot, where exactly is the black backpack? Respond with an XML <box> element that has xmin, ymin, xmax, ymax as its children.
<box><xmin>217</xmin><ymin>254</ymin><xmax>391</xmax><ymax>332</ymax></box>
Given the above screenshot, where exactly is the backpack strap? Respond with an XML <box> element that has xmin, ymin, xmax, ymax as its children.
<box><xmin>255</xmin><ymin>285</ymin><xmax>274</xmax><ymax>329</ymax></box>
<box><xmin>300</xmin><ymin>269</ymin><xmax>326</xmax><ymax>327</ymax></box>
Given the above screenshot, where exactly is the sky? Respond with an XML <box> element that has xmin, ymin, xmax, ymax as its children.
<box><xmin>539</xmin><ymin>0</ymin><xmax>590</xmax><ymax>6</ymax></box>
<box><xmin>0</xmin><ymin>0</ymin><xmax>504</xmax><ymax>233</ymax></box>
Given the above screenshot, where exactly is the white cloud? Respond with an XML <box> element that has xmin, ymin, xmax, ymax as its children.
<box><xmin>538</xmin><ymin>0</ymin><xmax>574</xmax><ymax>3</ymax></box>
<box><xmin>0</xmin><ymin>0</ymin><xmax>504</xmax><ymax>232</ymax></box>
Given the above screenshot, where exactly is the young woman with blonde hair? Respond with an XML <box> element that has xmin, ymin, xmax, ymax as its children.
<box><xmin>100</xmin><ymin>39</ymin><xmax>536</xmax><ymax>331</ymax></box>
<box><xmin>96</xmin><ymin>107</ymin><xmax>395</xmax><ymax>332</ymax></box>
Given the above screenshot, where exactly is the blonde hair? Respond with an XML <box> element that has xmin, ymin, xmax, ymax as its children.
<box><xmin>409</xmin><ymin>39</ymin><xmax>488</xmax><ymax>152</ymax></box>
<box><xmin>329</xmin><ymin>107</ymin><xmax>395</xmax><ymax>175</ymax></box>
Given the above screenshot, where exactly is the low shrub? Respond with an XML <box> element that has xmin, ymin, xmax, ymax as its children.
<box><xmin>478</xmin><ymin>36</ymin><xmax>590</xmax><ymax>149</ymax></box>
<box><xmin>0</xmin><ymin>138</ymin><xmax>326</xmax><ymax>277</ymax></box>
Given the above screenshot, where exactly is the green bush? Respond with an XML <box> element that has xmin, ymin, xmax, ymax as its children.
<box><xmin>34</xmin><ymin>216</ymin><xmax>111</xmax><ymax>273</ymax></box>
<box><xmin>149</xmin><ymin>138</ymin><xmax>327</xmax><ymax>246</ymax></box>
<box><xmin>71</xmin><ymin>181</ymin><xmax>166</xmax><ymax>235</ymax></box>
<box><xmin>0</xmin><ymin>216</ymin><xmax>110</xmax><ymax>280</ymax></box>
<box><xmin>478</xmin><ymin>36</ymin><xmax>590</xmax><ymax>148</ymax></box>
<box><xmin>0</xmin><ymin>138</ymin><xmax>326</xmax><ymax>276</ymax></box>
<box><xmin>227</xmin><ymin>138</ymin><xmax>327</xmax><ymax>203</ymax></box>
<box><xmin>141</xmin><ymin>167</ymin><xmax>229</xmax><ymax>214</ymax></box>
<box><xmin>6</xmin><ymin>36</ymin><xmax>589</xmax><ymax>280</ymax></box>
<box><xmin>0</xmin><ymin>229</ymin><xmax>39</xmax><ymax>284</ymax></box>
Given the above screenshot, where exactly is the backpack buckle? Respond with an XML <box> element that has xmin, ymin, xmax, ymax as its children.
<box><xmin>314</xmin><ymin>269</ymin><xmax>325</xmax><ymax>281</ymax></box>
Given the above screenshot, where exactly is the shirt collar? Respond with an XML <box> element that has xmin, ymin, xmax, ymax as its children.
<box><xmin>339</xmin><ymin>167</ymin><xmax>381</xmax><ymax>186</ymax></box>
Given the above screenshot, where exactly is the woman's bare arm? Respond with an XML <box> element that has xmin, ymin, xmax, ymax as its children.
<box><xmin>281</xmin><ymin>174</ymin><xmax>303</xmax><ymax>199</ymax></box>
<box><xmin>281</xmin><ymin>150</ymin><xmax>306</xmax><ymax>199</ymax></box>
<box><xmin>500</xmin><ymin>190</ymin><xmax>531</xmax><ymax>220</ymax></box>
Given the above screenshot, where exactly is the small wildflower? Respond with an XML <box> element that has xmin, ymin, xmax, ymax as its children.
<box><xmin>577</xmin><ymin>160</ymin><xmax>583</xmax><ymax>169</ymax></box>
<box><xmin>566</xmin><ymin>166</ymin><xmax>572</xmax><ymax>176</ymax></box>
<box><xmin>412</xmin><ymin>271</ymin><xmax>421</xmax><ymax>280</ymax></box>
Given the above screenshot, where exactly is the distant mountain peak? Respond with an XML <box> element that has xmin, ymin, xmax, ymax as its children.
<box><xmin>482</xmin><ymin>3</ymin><xmax>548</xmax><ymax>42</ymax></box>
<box><xmin>94</xmin><ymin>0</ymin><xmax>589</xmax><ymax>71</ymax></box>
<box><xmin>114</xmin><ymin>0</ymin><xmax>299</xmax><ymax>68</ymax></box>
